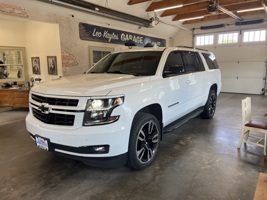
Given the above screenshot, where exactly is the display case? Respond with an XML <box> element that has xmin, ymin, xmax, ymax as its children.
<box><xmin>0</xmin><ymin>47</ymin><xmax>26</xmax><ymax>83</ymax></box>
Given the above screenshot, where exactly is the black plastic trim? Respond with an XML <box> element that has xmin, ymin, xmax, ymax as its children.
<box><xmin>31</xmin><ymin>93</ymin><xmax>79</xmax><ymax>106</ymax></box>
<box><xmin>163</xmin><ymin>106</ymin><xmax>204</xmax><ymax>133</ymax></box>
<box><xmin>29</xmin><ymin>132</ymin><xmax>126</xmax><ymax>168</ymax></box>
<box><xmin>55</xmin><ymin>152</ymin><xmax>127</xmax><ymax>168</ymax></box>
<box><xmin>30</xmin><ymin>133</ymin><xmax>109</xmax><ymax>154</ymax></box>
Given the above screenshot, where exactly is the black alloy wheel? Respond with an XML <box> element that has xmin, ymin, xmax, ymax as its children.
<box><xmin>201</xmin><ymin>89</ymin><xmax>217</xmax><ymax>119</ymax></box>
<box><xmin>127</xmin><ymin>113</ymin><xmax>160</xmax><ymax>170</ymax></box>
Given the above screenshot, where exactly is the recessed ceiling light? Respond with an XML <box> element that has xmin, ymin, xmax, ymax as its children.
<box><xmin>237</xmin><ymin>7</ymin><xmax>264</xmax><ymax>13</ymax></box>
<box><xmin>179</xmin><ymin>16</ymin><xmax>204</xmax><ymax>22</ymax></box>
<box><xmin>154</xmin><ymin>5</ymin><xmax>183</xmax><ymax>12</ymax></box>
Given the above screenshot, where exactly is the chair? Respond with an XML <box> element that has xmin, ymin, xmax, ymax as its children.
<box><xmin>237</xmin><ymin>97</ymin><xmax>267</xmax><ymax>157</ymax></box>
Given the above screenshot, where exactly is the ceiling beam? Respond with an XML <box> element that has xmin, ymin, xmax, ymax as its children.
<box><xmin>161</xmin><ymin>0</ymin><xmax>261</xmax><ymax>17</ymax></box>
<box><xmin>161</xmin><ymin>2</ymin><xmax>208</xmax><ymax>17</ymax></box>
<box><xmin>182</xmin><ymin>13</ymin><xmax>229</xmax><ymax>24</ymax></box>
<box><xmin>146</xmin><ymin>0</ymin><xmax>205</xmax><ymax>12</ymax></box>
<box><xmin>173</xmin><ymin>10</ymin><xmax>210</xmax><ymax>21</ymax></box>
<box><xmin>224</xmin><ymin>1</ymin><xmax>263</xmax><ymax>11</ymax></box>
<box><xmin>182</xmin><ymin>10</ymin><xmax>266</xmax><ymax>24</ymax></box>
<box><xmin>128</xmin><ymin>0</ymin><xmax>151</xmax><ymax>5</ymax></box>
<box><xmin>173</xmin><ymin>1</ymin><xmax>263</xmax><ymax>21</ymax></box>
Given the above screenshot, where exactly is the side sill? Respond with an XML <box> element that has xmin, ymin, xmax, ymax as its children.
<box><xmin>163</xmin><ymin>106</ymin><xmax>204</xmax><ymax>133</ymax></box>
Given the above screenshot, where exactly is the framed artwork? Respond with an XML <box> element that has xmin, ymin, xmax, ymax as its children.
<box><xmin>31</xmin><ymin>57</ymin><xmax>41</xmax><ymax>75</ymax></box>
<box><xmin>47</xmin><ymin>56</ymin><xmax>57</xmax><ymax>75</ymax></box>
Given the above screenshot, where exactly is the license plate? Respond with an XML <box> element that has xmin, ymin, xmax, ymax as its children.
<box><xmin>35</xmin><ymin>135</ymin><xmax>49</xmax><ymax>151</ymax></box>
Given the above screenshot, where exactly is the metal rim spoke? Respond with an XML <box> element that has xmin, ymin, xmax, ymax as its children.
<box><xmin>146</xmin><ymin>146</ymin><xmax>153</xmax><ymax>161</ymax></box>
<box><xmin>209</xmin><ymin>93</ymin><xmax>216</xmax><ymax>115</ymax></box>
<box><xmin>136</xmin><ymin>119</ymin><xmax>159</xmax><ymax>164</ymax></box>
<box><xmin>137</xmin><ymin>147</ymin><xmax>145</xmax><ymax>160</ymax></box>
<box><xmin>152</xmin><ymin>133</ymin><xmax>159</xmax><ymax>143</ymax></box>
<box><xmin>148</xmin><ymin>121</ymin><xmax>154</xmax><ymax>134</ymax></box>
<box><xmin>138</xmin><ymin>130</ymin><xmax>146</xmax><ymax>142</ymax></box>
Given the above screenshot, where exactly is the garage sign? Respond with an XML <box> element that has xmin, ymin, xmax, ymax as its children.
<box><xmin>79</xmin><ymin>23</ymin><xmax>166</xmax><ymax>47</ymax></box>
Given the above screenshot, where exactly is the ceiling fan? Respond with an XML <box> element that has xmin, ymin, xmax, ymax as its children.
<box><xmin>207</xmin><ymin>0</ymin><xmax>243</xmax><ymax>21</ymax></box>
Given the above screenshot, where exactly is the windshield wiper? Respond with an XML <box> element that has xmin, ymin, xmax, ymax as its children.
<box><xmin>89</xmin><ymin>71</ymin><xmax>104</xmax><ymax>73</ymax></box>
<box><xmin>107</xmin><ymin>71</ymin><xmax>141</xmax><ymax>76</ymax></box>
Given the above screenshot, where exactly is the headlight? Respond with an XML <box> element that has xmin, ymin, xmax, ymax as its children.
<box><xmin>83</xmin><ymin>96</ymin><xmax>124</xmax><ymax>126</ymax></box>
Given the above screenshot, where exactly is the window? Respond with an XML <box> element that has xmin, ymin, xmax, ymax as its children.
<box><xmin>243</xmin><ymin>30</ymin><xmax>266</xmax><ymax>42</ymax></box>
<box><xmin>163</xmin><ymin>51</ymin><xmax>185</xmax><ymax>77</ymax></box>
<box><xmin>0</xmin><ymin>47</ymin><xmax>26</xmax><ymax>82</ymax></box>
<box><xmin>93</xmin><ymin>50</ymin><xmax>111</xmax><ymax>63</ymax></box>
<box><xmin>89</xmin><ymin>47</ymin><xmax>114</xmax><ymax>67</ymax></box>
<box><xmin>89</xmin><ymin>51</ymin><xmax>163</xmax><ymax>76</ymax></box>
<box><xmin>182</xmin><ymin>51</ymin><xmax>205</xmax><ymax>73</ymax></box>
<box><xmin>218</xmin><ymin>32</ymin><xmax>238</xmax><ymax>44</ymax></box>
<box><xmin>202</xmin><ymin>53</ymin><xmax>219</xmax><ymax>69</ymax></box>
<box><xmin>195</xmin><ymin>35</ymin><xmax>214</xmax><ymax>46</ymax></box>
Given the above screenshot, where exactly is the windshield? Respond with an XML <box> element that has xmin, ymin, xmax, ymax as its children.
<box><xmin>88</xmin><ymin>51</ymin><xmax>163</xmax><ymax>76</ymax></box>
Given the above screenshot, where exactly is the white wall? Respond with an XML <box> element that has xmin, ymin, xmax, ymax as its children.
<box><xmin>0</xmin><ymin>18</ymin><xmax>27</xmax><ymax>82</ymax></box>
<box><xmin>173</xmin><ymin>29</ymin><xmax>193</xmax><ymax>47</ymax></box>
<box><xmin>25</xmin><ymin>21</ymin><xmax>62</xmax><ymax>82</ymax></box>
<box><xmin>0</xmin><ymin>18</ymin><xmax>26</xmax><ymax>47</ymax></box>
<box><xmin>0</xmin><ymin>17</ymin><xmax>62</xmax><ymax>83</ymax></box>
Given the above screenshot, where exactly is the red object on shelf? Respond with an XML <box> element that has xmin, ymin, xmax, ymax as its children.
<box><xmin>265</xmin><ymin>112</ymin><xmax>267</xmax><ymax>117</ymax></box>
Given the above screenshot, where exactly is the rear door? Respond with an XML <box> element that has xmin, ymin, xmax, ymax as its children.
<box><xmin>181</xmin><ymin>51</ymin><xmax>207</xmax><ymax>107</ymax></box>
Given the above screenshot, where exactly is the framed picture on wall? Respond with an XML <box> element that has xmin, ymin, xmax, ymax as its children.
<box><xmin>31</xmin><ymin>57</ymin><xmax>41</xmax><ymax>75</ymax></box>
<box><xmin>47</xmin><ymin>56</ymin><xmax>57</xmax><ymax>75</ymax></box>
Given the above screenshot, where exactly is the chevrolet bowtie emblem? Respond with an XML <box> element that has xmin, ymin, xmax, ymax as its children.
<box><xmin>38</xmin><ymin>103</ymin><xmax>50</xmax><ymax>114</ymax></box>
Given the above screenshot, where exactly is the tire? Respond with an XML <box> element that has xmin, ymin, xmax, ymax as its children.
<box><xmin>127</xmin><ymin>113</ymin><xmax>161</xmax><ymax>170</ymax></box>
<box><xmin>201</xmin><ymin>89</ymin><xmax>217</xmax><ymax>119</ymax></box>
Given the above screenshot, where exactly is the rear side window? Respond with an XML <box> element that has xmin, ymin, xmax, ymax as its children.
<box><xmin>181</xmin><ymin>51</ymin><xmax>205</xmax><ymax>73</ymax></box>
<box><xmin>163</xmin><ymin>50</ymin><xmax>205</xmax><ymax>77</ymax></box>
<box><xmin>202</xmin><ymin>53</ymin><xmax>219</xmax><ymax>69</ymax></box>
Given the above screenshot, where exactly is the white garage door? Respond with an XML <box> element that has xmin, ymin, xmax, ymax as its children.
<box><xmin>195</xmin><ymin>29</ymin><xmax>267</xmax><ymax>94</ymax></box>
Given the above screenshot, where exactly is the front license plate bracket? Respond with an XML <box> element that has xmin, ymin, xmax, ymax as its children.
<box><xmin>35</xmin><ymin>135</ymin><xmax>49</xmax><ymax>151</ymax></box>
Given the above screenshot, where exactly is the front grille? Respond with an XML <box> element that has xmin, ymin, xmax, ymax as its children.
<box><xmin>32</xmin><ymin>107</ymin><xmax>75</xmax><ymax>126</ymax></box>
<box><xmin>32</xmin><ymin>94</ymin><xmax>79</xmax><ymax>106</ymax></box>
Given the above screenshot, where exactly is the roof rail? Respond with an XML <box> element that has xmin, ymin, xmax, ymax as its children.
<box><xmin>176</xmin><ymin>46</ymin><xmax>208</xmax><ymax>52</ymax></box>
<box><xmin>195</xmin><ymin>47</ymin><xmax>208</xmax><ymax>52</ymax></box>
<box><xmin>176</xmin><ymin>45</ymin><xmax>193</xmax><ymax>49</ymax></box>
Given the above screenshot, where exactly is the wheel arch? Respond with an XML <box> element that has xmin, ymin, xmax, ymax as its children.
<box><xmin>133</xmin><ymin>103</ymin><xmax>163</xmax><ymax>140</ymax></box>
<box><xmin>210</xmin><ymin>84</ymin><xmax>217</xmax><ymax>94</ymax></box>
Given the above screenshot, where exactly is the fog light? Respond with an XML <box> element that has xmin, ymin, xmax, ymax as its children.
<box><xmin>93</xmin><ymin>146</ymin><xmax>106</xmax><ymax>152</ymax></box>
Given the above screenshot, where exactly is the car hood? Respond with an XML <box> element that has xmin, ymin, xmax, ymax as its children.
<box><xmin>31</xmin><ymin>73</ymin><xmax>150</xmax><ymax>96</ymax></box>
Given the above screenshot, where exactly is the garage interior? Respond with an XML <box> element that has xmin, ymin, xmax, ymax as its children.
<box><xmin>0</xmin><ymin>0</ymin><xmax>267</xmax><ymax>199</ymax></box>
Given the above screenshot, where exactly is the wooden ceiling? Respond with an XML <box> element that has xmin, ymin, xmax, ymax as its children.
<box><xmin>127</xmin><ymin>0</ymin><xmax>267</xmax><ymax>24</ymax></box>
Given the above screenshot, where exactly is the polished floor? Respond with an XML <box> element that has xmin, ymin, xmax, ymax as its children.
<box><xmin>0</xmin><ymin>93</ymin><xmax>267</xmax><ymax>200</ymax></box>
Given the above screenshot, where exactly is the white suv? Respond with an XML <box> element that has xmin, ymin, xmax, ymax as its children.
<box><xmin>26</xmin><ymin>46</ymin><xmax>221</xmax><ymax>170</ymax></box>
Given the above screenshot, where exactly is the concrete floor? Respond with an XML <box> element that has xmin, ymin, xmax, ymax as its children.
<box><xmin>0</xmin><ymin>93</ymin><xmax>267</xmax><ymax>200</ymax></box>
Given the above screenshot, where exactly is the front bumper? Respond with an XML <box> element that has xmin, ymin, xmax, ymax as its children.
<box><xmin>26</xmin><ymin>113</ymin><xmax>131</xmax><ymax>159</ymax></box>
<box><xmin>29</xmin><ymin>132</ymin><xmax>127</xmax><ymax>167</ymax></box>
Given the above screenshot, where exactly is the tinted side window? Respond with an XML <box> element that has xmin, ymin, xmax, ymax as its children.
<box><xmin>163</xmin><ymin>51</ymin><xmax>185</xmax><ymax>77</ymax></box>
<box><xmin>181</xmin><ymin>51</ymin><xmax>205</xmax><ymax>73</ymax></box>
<box><xmin>202</xmin><ymin>53</ymin><xmax>219</xmax><ymax>69</ymax></box>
